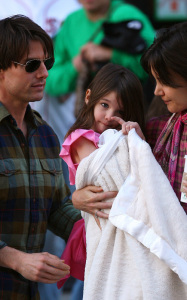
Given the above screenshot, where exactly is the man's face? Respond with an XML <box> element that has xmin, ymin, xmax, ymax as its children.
<box><xmin>0</xmin><ymin>40</ymin><xmax>49</xmax><ymax>107</ymax></box>
<box><xmin>79</xmin><ymin>0</ymin><xmax>110</xmax><ymax>14</ymax></box>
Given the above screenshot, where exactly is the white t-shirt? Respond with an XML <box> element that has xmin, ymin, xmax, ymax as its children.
<box><xmin>0</xmin><ymin>0</ymin><xmax>81</xmax><ymax>37</ymax></box>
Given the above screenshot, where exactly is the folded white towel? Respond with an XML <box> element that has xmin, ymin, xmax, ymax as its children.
<box><xmin>76</xmin><ymin>129</ymin><xmax>187</xmax><ymax>300</ymax></box>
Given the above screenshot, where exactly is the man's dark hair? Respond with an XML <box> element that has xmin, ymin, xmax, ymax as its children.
<box><xmin>0</xmin><ymin>14</ymin><xmax>54</xmax><ymax>70</ymax></box>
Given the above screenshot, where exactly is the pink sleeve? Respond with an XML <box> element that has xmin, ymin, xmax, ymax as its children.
<box><xmin>59</xmin><ymin>129</ymin><xmax>100</xmax><ymax>185</ymax></box>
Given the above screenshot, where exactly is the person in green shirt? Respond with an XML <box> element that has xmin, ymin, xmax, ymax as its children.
<box><xmin>45</xmin><ymin>0</ymin><xmax>155</xmax><ymax>97</ymax></box>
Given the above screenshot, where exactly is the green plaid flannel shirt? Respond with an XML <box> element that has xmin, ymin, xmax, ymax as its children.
<box><xmin>0</xmin><ymin>103</ymin><xmax>81</xmax><ymax>299</ymax></box>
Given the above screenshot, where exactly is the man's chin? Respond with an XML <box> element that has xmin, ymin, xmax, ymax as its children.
<box><xmin>29</xmin><ymin>95</ymin><xmax>44</xmax><ymax>102</ymax></box>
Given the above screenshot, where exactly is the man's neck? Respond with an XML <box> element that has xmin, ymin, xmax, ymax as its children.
<box><xmin>86</xmin><ymin>3</ymin><xmax>110</xmax><ymax>21</ymax></box>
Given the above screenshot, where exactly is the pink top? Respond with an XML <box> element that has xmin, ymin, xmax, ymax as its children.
<box><xmin>59</xmin><ymin>129</ymin><xmax>100</xmax><ymax>185</ymax></box>
<box><xmin>57</xmin><ymin>129</ymin><xmax>99</xmax><ymax>288</ymax></box>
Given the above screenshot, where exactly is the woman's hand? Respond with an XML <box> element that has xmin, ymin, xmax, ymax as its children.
<box><xmin>111</xmin><ymin>117</ymin><xmax>145</xmax><ymax>140</ymax></box>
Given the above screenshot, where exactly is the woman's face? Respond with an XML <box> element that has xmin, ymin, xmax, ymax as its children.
<box><xmin>152</xmin><ymin>68</ymin><xmax>187</xmax><ymax>113</ymax></box>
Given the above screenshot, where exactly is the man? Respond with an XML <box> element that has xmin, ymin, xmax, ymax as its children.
<box><xmin>0</xmin><ymin>15</ymin><xmax>114</xmax><ymax>299</ymax></box>
<box><xmin>0</xmin><ymin>2</ymin><xmax>81</xmax><ymax>299</ymax></box>
<box><xmin>0</xmin><ymin>15</ymin><xmax>82</xmax><ymax>299</ymax></box>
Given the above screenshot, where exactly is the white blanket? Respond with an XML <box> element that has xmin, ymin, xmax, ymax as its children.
<box><xmin>75</xmin><ymin>129</ymin><xmax>187</xmax><ymax>300</ymax></box>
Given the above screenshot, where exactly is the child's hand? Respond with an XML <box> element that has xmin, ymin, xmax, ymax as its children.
<box><xmin>111</xmin><ymin>116</ymin><xmax>145</xmax><ymax>140</ymax></box>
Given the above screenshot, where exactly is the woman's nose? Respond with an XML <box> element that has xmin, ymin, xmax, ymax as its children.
<box><xmin>154</xmin><ymin>83</ymin><xmax>164</xmax><ymax>96</ymax></box>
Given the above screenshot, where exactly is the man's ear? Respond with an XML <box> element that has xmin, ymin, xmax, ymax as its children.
<box><xmin>85</xmin><ymin>89</ymin><xmax>91</xmax><ymax>104</ymax></box>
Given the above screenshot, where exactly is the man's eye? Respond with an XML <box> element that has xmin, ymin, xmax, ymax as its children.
<box><xmin>101</xmin><ymin>103</ymin><xmax>108</xmax><ymax>108</ymax></box>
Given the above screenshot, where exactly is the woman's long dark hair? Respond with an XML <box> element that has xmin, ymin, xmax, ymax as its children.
<box><xmin>141</xmin><ymin>22</ymin><xmax>187</xmax><ymax>87</ymax></box>
<box><xmin>66</xmin><ymin>63</ymin><xmax>145</xmax><ymax>137</ymax></box>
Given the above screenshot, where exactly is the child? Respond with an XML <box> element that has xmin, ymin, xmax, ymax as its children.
<box><xmin>58</xmin><ymin>63</ymin><xmax>187</xmax><ymax>299</ymax></box>
<box><xmin>61</xmin><ymin>62</ymin><xmax>145</xmax><ymax>182</ymax></box>
<box><xmin>58</xmin><ymin>62</ymin><xmax>145</xmax><ymax>292</ymax></box>
<box><xmin>61</xmin><ymin>62</ymin><xmax>145</xmax><ymax>232</ymax></box>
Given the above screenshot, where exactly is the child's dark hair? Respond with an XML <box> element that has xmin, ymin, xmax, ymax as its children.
<box><xmin>66</xmin><ymin>63</ymin><xmax>145</xmax><ymax>137</ymax></box>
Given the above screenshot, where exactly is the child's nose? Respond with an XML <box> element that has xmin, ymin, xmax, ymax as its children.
<box><xmin>105</xmin><ymin>110</ymin><xmax>114</xmax><ymax>120</ymax></box>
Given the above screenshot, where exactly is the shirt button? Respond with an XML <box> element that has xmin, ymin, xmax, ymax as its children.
<box><xmin>33</xmin><ymin>199</ymin><xmax>36</xmax><ymax>203</ymax></box>
<box><xmin>32</xmin><ymin>227</ymin><xmax>35</xmax><ymax>233</ymax></box>
<box><xmin>21</xmin><ymin>143</ymin><xmax>25</xmax><ymax>147</ymax></box>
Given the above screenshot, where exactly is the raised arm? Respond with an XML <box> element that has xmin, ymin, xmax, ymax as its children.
<box><xmin>111</xmin><ymin>116</ymin><xmax>145</xmax><ymax>140</ymax></box>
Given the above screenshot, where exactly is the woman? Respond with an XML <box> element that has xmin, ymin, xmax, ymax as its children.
<box><xmin>73</xmin><ymin>21</ymin><xmax>187</xmax><ymax>223</ymax></box>
<box><xmin>142</xmin><ymin>21</ymin><xmax>187</xmax><ymax>211</ymax></box>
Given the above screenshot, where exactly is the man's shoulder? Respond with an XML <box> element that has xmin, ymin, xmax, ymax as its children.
<box><xmin>64</xmin><ymin>7</ymin><xmax>84</xmax><ymax>23</ymax></box>
<box><xmin>32</xmin><ymin>110</ymin><xmax>61</xmax><ymax>151</ymax></box>
<box><xmin>32</xmin><ymin>109</ymin><xmax>58</xmax><ymax>136</ymax></box>
<box><xmin>110</xmin><ymin>1</ymin><xmax>149</xmax><ymax>21</ymax></box>
<box><xmin>32</xmin><ymin>109</ymin><xmax>46</xmax><ymax>125</ymax></box>
<box><xmin>56</xmin><ymin>7</ymin><xmax>85</xmax><ymax>35</ymax></box>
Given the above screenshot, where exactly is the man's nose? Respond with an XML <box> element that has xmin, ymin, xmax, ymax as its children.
<box><xmin>36</xmin><ymin>62</ymin><xmax>48</xmax><ymax>79</ymax></box>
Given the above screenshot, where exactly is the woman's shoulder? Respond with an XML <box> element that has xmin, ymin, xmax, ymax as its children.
<box><xmin>145</xmin><ymin>115</ymin><xmax>170</xmax><ymax>149</ymax></box>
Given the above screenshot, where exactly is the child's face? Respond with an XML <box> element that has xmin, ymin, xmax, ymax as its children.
<box><xmin>92</xmin><ymin>91</ymin><xmax>124</xmax><ymax>134</ymax></box>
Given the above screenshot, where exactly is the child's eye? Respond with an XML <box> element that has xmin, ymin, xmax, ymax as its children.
<box><xmin>101</xmin><ymin>103</ymin><xmax>108</xmax><ymax>108</ymax></box>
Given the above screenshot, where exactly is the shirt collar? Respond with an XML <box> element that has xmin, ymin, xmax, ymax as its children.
<box><xmin>0</xmin><ymin>101</ymin><xmax>43</xmax><ymax>127</ymax></box>
<box><xmin>0</xmin><ymin>102</ymin><xmax>11</xmax><ymax>122</ymax></box>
